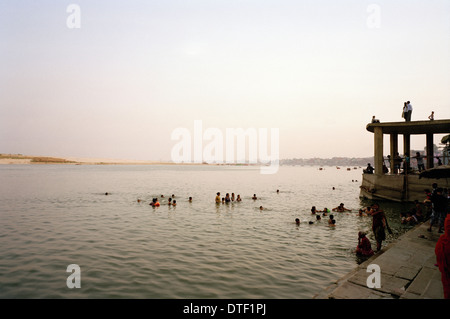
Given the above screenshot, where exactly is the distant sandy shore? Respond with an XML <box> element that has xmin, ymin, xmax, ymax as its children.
<box><xmin>0</xmin><ymin>158</ymin><xmax>33</xmax><ymax>164</ymax></box>
<box><xmin>0</xmin><ymin>154</ymin><xmax>215</xmax><ymax>166</ymax></box>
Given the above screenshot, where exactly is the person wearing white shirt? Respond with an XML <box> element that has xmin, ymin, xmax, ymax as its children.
<box><xmin>406</xmin><ymin>101</ymin><xmax>413</xmax><ymax>121</ymax></box>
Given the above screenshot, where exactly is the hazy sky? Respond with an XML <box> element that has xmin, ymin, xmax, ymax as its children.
<box><xmin>1</xmin><ymin>0</ymin><xmax>449</xmax><ymax>161</ymax></box>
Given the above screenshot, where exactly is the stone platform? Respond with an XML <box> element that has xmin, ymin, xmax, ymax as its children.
<box><xmin>314</xmin><ymin>221</ymin><xmax>445</xmax><ymax>299</ymax></box>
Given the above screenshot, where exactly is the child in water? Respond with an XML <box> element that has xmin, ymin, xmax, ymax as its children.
<box><xmin>172</xmin><ymin>200</ymin><xmax>177</xmax><ymax>207</ymax></box>
<box><xmin>236</xmin><ymin>195</ymin><xmax>242</xmax><ymax>202</ymax></box>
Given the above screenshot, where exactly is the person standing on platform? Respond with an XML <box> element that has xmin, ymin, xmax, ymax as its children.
<box><xmin>402</xmin><ymin>102</ymin><xmax>408</xmax><ymax>121</ymax></box>
<box><xmin>415</xmin><ymin>152</ymin><xmax>426</xmax><ymax>172</ymax></box>
<box><xmin>406</xmin><ymin>100</ymin><xmax>413</xmax><ymax>121</ymax></box>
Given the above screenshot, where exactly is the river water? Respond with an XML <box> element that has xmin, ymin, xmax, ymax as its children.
<box><xmin>0</xmin><ymin>164</ymin><xmax>417</xmax><ymax>298</ymax></box>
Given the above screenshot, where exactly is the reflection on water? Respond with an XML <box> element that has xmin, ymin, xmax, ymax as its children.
<box><xmin>0</xmin><ymin>165</ymin><xmax>419</xmax><ymax>298</ymax></box>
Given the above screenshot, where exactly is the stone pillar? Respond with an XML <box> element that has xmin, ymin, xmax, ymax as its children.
<box><xmin>403</xmin><ymin>134</ymin><xmax>410</xmax><ymax>173</ymax></box>
<box><xmin>403</xmin><ymin>134</ymin><xmax>410</xmax><ymax>157</ymax></box>
<box><xmin>390</xmin><ymin>133</ymin><xmax>398</xmax><ymax>174</ymax></box>
<box><xmin>426</xmin><ymin>133</ymin><xmax>434</xmax><ymax>169</ymax></box>
<box><xmin>374</xmin><ymin>127</ymin><xmax>384</xmax><ymax>175</ymax></box>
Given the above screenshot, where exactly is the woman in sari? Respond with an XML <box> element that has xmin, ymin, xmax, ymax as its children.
<box><xmin>356</xmin><ymin>231</ymin><xmax>374</xmax><ymax>257</ymax></box>
<box><xmin>435</xmin><ymin>214</ymin><xmax>450</xmax><ymax>299</ymax></box>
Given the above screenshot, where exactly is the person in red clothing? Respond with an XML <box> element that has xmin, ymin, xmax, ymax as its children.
<box><xmin>435</xmin><ymin>214</ymin><xmax>450</xmax><ymax>299</ymax></box>
<box><xmin>356</xmin><ymin>231</ymin><xmax>374</xmax><ymax>257</ymax></box>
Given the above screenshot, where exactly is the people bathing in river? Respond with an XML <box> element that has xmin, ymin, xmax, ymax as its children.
<box><xmin>311</xmin><ymin>206</ymin><xmax>318</xmax><ymax>214</ymax></box>
<box><xmin>150</xmin><ymin>198</ymin><xmax>160</xmax><ymax>207</ymax></box>
<box><xmin>401</xmin><ymin>211</ymin><xmax>418</xmax><ymax>226</ymax></box>
<box><xmin>328</xmin><ymin>214</ymin><xmax>335</xmax><ymax>225</ymax></box>
<box><xmin>172</xmin><ymin>200</ymin><xmax>177</xmax><ymax>207</ymax></box>
<box><xmin>252</xmin><ymin>194</ymin><xmax>257</xmax><ymax>200</ymax></box>
<box><xmin>225</xmin><ymin>193</ymin><xmax>231</xmax><ymax>203</ymax></box>
<box><xmin>358</xmin><ymin>209</ymin><xmax>367</xmax><ymax>217</ymax></box>
<box><xmin>295</xmin><ymin>218</ymin><xmax>300</xmax><ymax>225</ymax></box>
<box><xmin>215</xmin><ymin>192</ymin><xmax>221</xmax><ymax>203</ymax></box>
<box><xmin>332</xmin><ymin>203</ymin><xmax>351</xmax><ymax>212</ymax></box>
<box><xmin>189</xmin><ymin>197</ymin><xmax>192</xmax><ymax>202</ymax></box>
<box><xmin>236</xmin><ymin>194</ymin><xmax>242</xmax><ymax>202</ymax></box>
<box><xmin>356</xmin><ymin>231</ymin><xmax>374</xmax><ymax>257</ymax></box>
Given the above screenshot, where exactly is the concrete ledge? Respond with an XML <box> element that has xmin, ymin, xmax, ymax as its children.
<box><xmin>314</xmin><ymin>221</ymin><xmax>445</xmax><ymax>299</ymax></box>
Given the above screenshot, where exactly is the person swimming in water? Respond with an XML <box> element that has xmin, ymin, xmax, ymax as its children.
<box><xmin>188</xmin><ymin>197</ymin><xmax>192</xmax><ymax>202</ymax></box>
<box><xmin>252</xmin><ymin>194</ymin><xmax>257</xmax><ymax>200</ymax></box>
<box><xmin>150</xmin><ymin>198</ymin><xmax>160</xmax><ymax>207</ymax></box>
<box><xmin>328</xmin><ymin>214</ymin><xmax>334</xmax><ymax>225</ymax></box>
<box><xmin>321</xmin><ymin>207</ymin><xmax>329</xmax><ymax>216</ymax></box>
<box><xmin>316</xmin><ymin>215</ymin><xmax>321</xmax><ymax>221</ymax></box>
<box><xmin>168</xmin><ymin>198</ymin><xmax>172</xmax><ymax>206</ymax></box>
<box><xmin>231</xmin><ymin>193</ymin><xmax>235</xmax><ymax>201</ymax></box>
<box><xmin>259</xmin><ymin>206</ymin><xmax>264</xmax><ymax>210</ymax></box>
<box><xmin>225</xmin><ymin>193</ymin><xmax>231</xmax><ymax>203</ymax></box>
<box><xmin>172</xmin><ymin>200</ymin><xmax>176</xmax><ymax>207</ymax></box>
<box><xmin>215</xmin><ymin>192</ymin><xmax>221</xmax><ymax>204</ymax></box>
<box><xmin>311</xmin><ymin>206</ymin><xmax>318</xmax><ymax>214</ymax></box>
<box><xmin>295</xmin><ymin>218</ymin><xmax>300</xmax><ymax>225</ymax></box>
<box><xmin>332</xmin><ymin>203</ymin><xmax>351</xmax><ymax>212</ymax></box>
<box><xmin>236</xmin><ymin>195</ymin><xmax>242</xmax><ymax>202</ymax></box>
<box><xmin>358</xmin><ymin>209</ymin><xmax>367</xmax><ymax>217</ymax></box>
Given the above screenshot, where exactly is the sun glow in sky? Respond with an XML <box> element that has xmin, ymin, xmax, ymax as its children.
<box><xmin>1</xmin><ymin>0</ymin><xmax>449</xmax><ymax>161</ymax></box>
